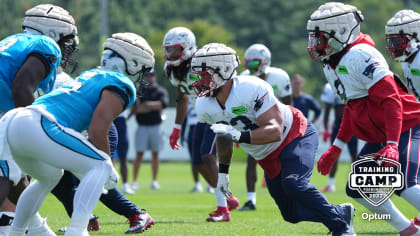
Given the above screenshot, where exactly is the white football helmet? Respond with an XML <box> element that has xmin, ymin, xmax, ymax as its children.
<box><xmin>103</xmin><ymin>33</ymin><xmax>155</xmax><ymax>92</ymax></box>
<box><xmin>307</xmin><ymin>2</ymin><xmax>364</xmax><ymax>61</ymax></box>
<box><xmin>162</xmin><ymin>27</ymin><xmax>197</xmax><ymax>66</ymax></box>
<box><xmin>385</xmin><ymin>10</ymin><xmax>420</xmax><ymax>62</ymax></box>
<box><xmin>22</xmin><ymin>4</ymin><xmax>78</xmax><ymax>70</ymax></box>
<box><xmin>244</xmin><ymin>44</ymin><xmax>271</xmax><ymax>77</ymax></box>
<box><xmin>191</xmin><ymin>43</ymin><xmax>239</xmax><ymax>97</ymax></box>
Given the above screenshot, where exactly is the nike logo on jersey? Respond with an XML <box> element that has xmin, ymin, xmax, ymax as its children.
<box><xmin>365</xmin><ymin>56</ymin><xmax>371</xmax><ymax>63</ymax></box>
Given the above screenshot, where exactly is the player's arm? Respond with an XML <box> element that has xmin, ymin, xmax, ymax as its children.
<box><xmin>169</xmin><ymin>87</ymin><xmax>189</xmax><ymax>149</ymax></box>
<box><xmin>12</xmin><ymin>54</ymin><xmax>49</xmax><ymax>107</ymax></box>
<box><xmin>323</xmin><ymin>103</ymin><xmax>331</xmax><ymax>130</ymax></box>
<box><xmin>88</xmin><ymin>89</ymin><xmax>124</xmax><ymax>155</ymax></box>
<box><xmin>310</xmin><ymin>97</ymin><xmax>321</xmax><ymax>123</ymax></box>
<box><xmin>216</xmin><ymin>133</ymin><xmax>234</xmax><ymax>199</ymax></box>
<box><xmin>250</xmin><ymin>104</ymin><xmax>284</xmax><ymax>144</ymax></box>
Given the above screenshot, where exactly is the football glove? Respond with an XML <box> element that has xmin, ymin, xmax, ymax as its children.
<box><xmin>321</xmin><ymin>129</ymin><xmax>331</xmax><ymax>142</ymax></box>
<box><xmin>169</xmin><ymin>126</ymin><xmax>181</xmax><ymax>150</ymax></box>
<box><xmin>217</xmin><ymin>173</ymin><xmax>232</xmax><ymax>200</ymax></box>
<box><xmin>104</xmin><ymin>166</ymin><xmax>119</xmax><ymax>190</ymax></box>
<box><xmin>374</xmin><ymin>143</ymin><xmax>399</xmax><ymax>167</ymax></box>
<box><xmin>317</xmin><ymin>145</ymin><xmax>342</xmax><ymax>175</ymax></box>
<box><xmin>210</xmin><ymin>124</ymin><xmax>241</xmax><ymax>142</ymax></box>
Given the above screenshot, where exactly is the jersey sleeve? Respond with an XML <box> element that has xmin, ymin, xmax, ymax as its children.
<box><xmin>27</xmin><ymin>37</ymin><xmax>62</xmax><ymax>94</ymax></box>
<box><xmin>348</xmin><ymin>47</ymin><xmax>393</xmax><ymax>90</ymax></box>
<box><xmin>106</xmin><ymin>75</ymin><xmax>137</xmax><ymax>109</ymax></box>
<box><xmin>253</xmin><ymin>80</ymin><xmax>278</xmax><ymax>118</ymax></box>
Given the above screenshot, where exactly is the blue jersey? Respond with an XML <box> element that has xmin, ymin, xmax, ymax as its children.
<box><xmin>33</xmin><ymin>68</ymin><xmax>136</xmax><ymax>132</ymax></box>
<box><xmin>0</xmin><ymin>33</ymin><xmax>61</xmax><ymax>112</ymax></box>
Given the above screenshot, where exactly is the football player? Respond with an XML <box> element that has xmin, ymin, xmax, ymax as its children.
<box><xmin>50</xmin><ymin>70</ymin><xmax>155</xmax><ymax>234</ymax></box>
<box><xmin>3</xmin><ymin>32</ymin><xmax>154</xmax><ymax>236</ymax></box>
<box><xmin>0</xmin><ymin>4</ymin><xmax>78</xmax><ymax>236</ymax></box>
<box><xmin>192</xmin><ymin>43</ymin><xmax>355</xmax><ymax>236</ymax></box>
<box><xmin>162</xmin><ymin>27</ymin><xmax>239</xmax><ymax>222</ymax></box>
<box><xmin>319</xmin><ymin>83</ymin><xmax>358</xmax><ymax>193</ymax></box>
<box><xmin>239</xmin><ymin>43</ymin><xmax>292</xmax><ymax>210</ymax></box>
<box><xmin>385</xmin><ymin>9</ymin><xmax>420</xmax><ymax>228</ymax></box>
<box><xmin>308</xmin><ymin>2</ymin><xmax>420</xmax><ymax>235</ymax></box>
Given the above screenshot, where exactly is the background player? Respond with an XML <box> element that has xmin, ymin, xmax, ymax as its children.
<box><xmin>192</xmin><ymin>43</ymin><xmax>355</xmax><ymax>236</ymax></box>
<box><xmin>239</xmin><ymin>43</ymin><xmax>292</xmax><ymax>210</ymax></box>
<box><xmin>162</xmin><ymin>27</ymin><xmax>239</xmax><ymax>222</ymax></box>
<box><xmin>0</xmin><ymin>4</ymin><xmax>78</xmax><ymax>236</ymax></box>
<box><xmin>308</xmin><ymin>2</ymin><xmax>420</xmax><ymax>235</ymax></box>
<box><xmin>319</xmin><ymin>83</ymin><xmax>358</xmax><ymax>193</ymax></box>
<box><xmin>4</xmin><ymin>32</ymin><xmax>154</xmax><ymax>236</ymax></box>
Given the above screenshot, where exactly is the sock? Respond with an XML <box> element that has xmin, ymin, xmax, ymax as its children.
<box><xmin>214</xmin><ymin>188</ymin><xmax>227</xmax><ymax>207</ymax></box>
<box><xmin>401</xmin><ymin>186</ymin><xmax>420</xmax><ymax>215</ymax></box>
<box><xmin>247</xmin><ymin>192</ymin><xmax>256</xmax><ymax>205</ymax></box>
<box><xmin>355</xmin><ymin>198</ymin><xmax>410</xmax><ymax>231</ymax></box>
<box><xmin>27</xmin><ymin>213</ymin><xmax>43</xmax><ymax>228</ymax></box>
<box><xmin>328</xmin><ymin>177</ymin><xmax>335</xmax><ymax>187</ymax></box>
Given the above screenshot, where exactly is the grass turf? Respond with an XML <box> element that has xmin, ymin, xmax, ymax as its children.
<box><xmin>39</xmin><ymin>160</ymin><xmax>416</xmax><ymax>235</ymax></box>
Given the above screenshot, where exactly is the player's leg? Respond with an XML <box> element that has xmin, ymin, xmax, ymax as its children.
<box><xmin>322</xmin><ymin>119</ymin><xmax>340</xmax><ymax>193</ymax></box>
<box><xmin>187</xmin><ymin>125</ymin><xmax>202</xmax><ymax>192</ymax></box>
<box><xmin>149</xmin><ymin>124</ymin><xmax>162</xmax><ymax>190</ymax></box>
<box><xmin>347</xmin><ymin>136</ymin><xmax>358</xmax><ymax>163</ymax></box>
<box><xmin>132</xmin><ymin>125</ymin><xmax>147</xmax><ymax>190</ymax></box>
<box><xmin>8</xmin><ymin>110</ymin><xmax>113</xmax><ymax>235</ymax></box>
<box><xmin>346</xmin><ymin>140</ymin><xmax>417</xmax><ymax>234</ymax></box>
<box><xmin>113</xmin><ymin>117</ymin><xmax>132</xmax><ymax>193</ymax></box>
<box><xmin>0</xmin><ymin>174</ymin><xmax>13</xmax><ymax>235</ymax></box>
<box><xmin>276</xmin><ymin>123</ymin><xmax>351</xmax><ymax>234</ymax></box>
<box><xmin>239</xmin><ymin>154</ymin><xmax>257</xmax><ymax>210</ymax></box>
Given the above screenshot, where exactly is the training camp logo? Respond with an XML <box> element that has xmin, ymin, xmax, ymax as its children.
<box><xmin>349</xmin><ymin>154</ymin><xmax>404</xmax><ymax>206</ymax></box>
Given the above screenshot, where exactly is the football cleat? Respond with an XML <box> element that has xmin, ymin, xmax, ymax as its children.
<box><xmin>206</xmin><ymin>185</ymin><xmax>215</xmax><ymax>194</ymax></box>
<box><xmin>125</xmin><ymin>209</ymin><xmax>154</xmax><ymax>234</ymax></box>
<box><xmin>414</xmin><ymin>217</ymin><xmax>420</xmax><ymax>226</ymax></box>
<box><xmin>400</xmin><ymin>221</ymin><xmax>420</xmax><ymax>236</ymax></box>
<box><xmin>206</xmin><ymin>207</ymin><xmax>230</xmax><ymax>222</ymax></box>
<box><xmin>131</xmin><ymin>181</ymin><xmax>139</xmax><ymax>191</ymax></box>
<box><xmin>122</xmin><ymin>183</ymin><xmax>135</xmax><ymax>195</ymax></box>
<box><xmin>321</xmin><ymin>185</ymin><xmax>336</xmax><ymax>193</ymax></box>
<box><xmin>0</xmin><ymin>212</ymin><xmax>14</xmax><ymax>236</ymax></box>
<box><xmin>227</xmin><ymin>195</ymin><xmax>240</xmax><ymax>211</ymax></box>
<box><xmin>25</xmin><ymin>217</ymin><xmax>55</xmax><ymax>236</ymax></box>
<box><xmin>58</xmin><ymin>215</ymin><xmax>100</xmax><ymax>233</ymax></box>
<box><xmin>190</xmin><ymin>184</ymin><xmax>203</xmax><ymax>193</ymax></box>
<box><xmin>150</xmin><ymin>181</ymin><xmax>161</xmax><ymax>190</ymax></box>
<box><xmin>339</xmin><ymin>203</ymin><xmax>355</xmax><ymax>235</ymax></box>
<box><xmin>238</xmin><ymin>201</ymin><xmax>256</xmax><ymax>211</ymax></box>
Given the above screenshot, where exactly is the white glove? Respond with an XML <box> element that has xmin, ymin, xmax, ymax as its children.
<box><xmin>217</xmin><ymin>173</ymin><xmax>232</xmax><ymax>200</ymax></box>
<box><xmin>104</xmin><ymin>167</ymin><xmax>119</xmax><ymax>190</ymax></box>
<box><xmin>210</xmin><ymin>124</ymin><xmax>241</xmax><ymax>142</ymax></box>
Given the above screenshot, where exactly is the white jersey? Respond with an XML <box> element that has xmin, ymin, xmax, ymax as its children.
<box><xmin>241</xmin><ymin>66</ymin><xmax>291</xmax><ymax>100</ymax></box>
<box><xmin>196</xmin><ymin>76</ymin><xmax>293</xmax><ymax>160</ymax></box>
<box><xmin>323</xmin><ymin>43</ymin><xmax>393</xmax><ymax>103</ymax></box>
<box><xmin>186</xmin><ymin>102</ymin><xmax>198</xmax><ymax>126</ymax></box>
<box><xmin>401</xmin><ymin>51</ymin><xmax>420</xmax><ymax>98</ymax></box>
<box><xmin>320</xmin><ymin>83</ymin><xmax>342</xmax><ymax>105</ymax></box>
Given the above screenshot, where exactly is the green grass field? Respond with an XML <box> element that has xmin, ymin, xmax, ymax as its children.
<box><xmin>39</xmin><ymin>160</ymin><xmax>417</xmax><ymax>235</ymax></box>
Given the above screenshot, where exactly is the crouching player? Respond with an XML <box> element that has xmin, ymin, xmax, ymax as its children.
<box><xmin>192</xmin><ymin>43</ymin><xmax>355</xmax><ymax>236</ymax></box>
<box><xmin>308</xmin><ymin>2</ymin><xmax>420</xmax><ymax>235</ymax></box>
<box><xmin>4</xmin><ymin>32</ymin><xmax>155</xmax><ymax>236</ymax></box>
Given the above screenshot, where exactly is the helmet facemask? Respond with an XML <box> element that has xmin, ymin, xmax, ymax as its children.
<box><xmin>58</xmin><ymin>34</ymin><xmax>79</xmax><ymax>73</ymax></box>
<box><xmin>163</xmin><ymin>44</ymin><xmax>184</xmax><ymax>66</ymax></box>
<box><xmin>191</xmin><ymin>66</ymin><xmax>225</xmax><ymax>97</ymax></box>
<box><xmin>386</xmin><ymin>32</ymin><xmax>418</xmax><ymax>62</ymax></box>
<box><xmin>244</xmin><ymin>58</ymin><xmax>263</xmax><ymax>76</ymax></box>
<box><xmin>307</xmin><ymin>28</ymin><xmax>344</xmax><ymax>62</ymax></box>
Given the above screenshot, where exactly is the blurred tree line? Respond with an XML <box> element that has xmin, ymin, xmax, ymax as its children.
<box><xmin>0</xmin><ymin>0</ymin><xmax>419</xmax><ymax>105</ymax></box>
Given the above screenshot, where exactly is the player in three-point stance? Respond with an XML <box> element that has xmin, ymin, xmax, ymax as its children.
<box><xmin>308</xmin><ymin>2</ymin><xmax>420</xmax><ymax>235</ymax></box>
<box><xmin>2</xmin><ymin>32</ymin><xmax>154</xmax><ymax>236</ymax></box>
<box><xmin>0</xmin><ymin>4</ymin><xmax>78</xmax><ymax>236</ymax></box>
<box><xmin>192</xmin><ymin>43</ymin><xmax>356</xmax><ymax>236</ymax></box>
<box><xmin>162</xmin><ymin>27</ymin><xmax>239</xmax><ymax>222</ymax></box>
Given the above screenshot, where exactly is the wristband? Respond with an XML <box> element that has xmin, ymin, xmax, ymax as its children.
<box><xmin>333</xmin><ymin>138</ymin><xmax>346</xmax><ymax>149</ymax></box>
<box><xmin>219</xmin><ymin>164</ymin><xmax>230</xmax><ymax>174</ymax></box>
<box><xmin>238</xmin><ymin>131</ymin><xmax>251</xmax><ymax>144</ymax></box>
<box><xmin>386</xmin><ymin>141</ymin><xmax>398</xmax><ymax>146</ymax></box>
<box><xmin>174</xmin><ymin>124</ymin><xmax>182</xmax><ymax>129</ymax></box>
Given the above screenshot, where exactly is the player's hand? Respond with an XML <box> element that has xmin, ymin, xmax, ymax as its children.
<box><xmin>169</xmin><ymin>127</ymin><xmax>181</xmax><ymax>150</ymax></box>
<box><xmin>210</xmin><ymin>124</ymin><xmax>241</xmax><ymax>142</ymax></box>
<box><xmin>104</xmin><ymin>166</ymin><xmax>119</xmax><ymax>190</ymax></box>
<box><xmin>317</xmin><ymin>145</ymin><xmax>342</xmax><ymax>175</ymax></box>
<box><xmin>322</xmin><ymin>129</ymin><xmax>331</xmax><ymax>142</ymax></box>
<box><xmin>374</xmin><ymin>143</ymin><xmax>399</xmax><ymax>167</ymax></box>
<box><xmin>217</xmin><ymin>173</ymin><xmax>232</xmax><ymax>200</ymax></box>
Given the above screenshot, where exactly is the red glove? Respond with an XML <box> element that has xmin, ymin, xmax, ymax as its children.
<box><xmin>322</xmin><ymin>129</ymin><xmax>331</xmax><ymax>142</ymax></box>
<box><xmin>169</xmin><ymin>127</ymin><xmax>181</xmax><ymax>150</ymax></box>
<box><xmin>374</xmin><ymin>143</ymin><xmax>399</xmax><ymax>167</ymax></box>
<box><xmin>317</xmin><ymin>145</ymin><xmax>342</xmax><ymax>175</ymax></box>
